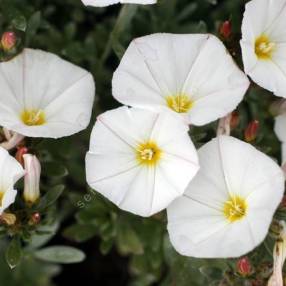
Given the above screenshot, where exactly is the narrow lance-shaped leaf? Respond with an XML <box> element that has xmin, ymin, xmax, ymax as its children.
<box><xmin>5</xmin><ymin>237</ymin><xmax>22</xmax><ymax>269</ymax></box>
<box><xmin>34</xmin><ymin>246</ymin><xmax>86</xmax><ymax>264</ymax></box>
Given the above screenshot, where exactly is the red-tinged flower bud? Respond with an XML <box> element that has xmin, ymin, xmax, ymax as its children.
<box><xmin>15</xmin><ymin>146</ymin><xmax>28</xmax><ymax>166</ymax></box>
<box><xmin>230</xmin><ymin>111</ymin><xmax>240</xmax><ymax>130</ymax></box>
<box><xmin>237</xmin><ymin>257</ymin><xmax>252</xmax><ymax>277</ymax></box>
<box><xmin>244</xmin><ymin>120</ymin><xmax>259</xmax><ymax>142</ymax></box>
<box><xmin>30</xmin><ymin>212</ymin><xmax>41</xmax><ymax>225</ymax></box>
<box><xmin>220</xmin><ymin>20</ymin><xmax>232</xmax><ymax>39</ymax></box>
<box><xmin>1</xmin><ymin>31</ymin><xmax>17</xmax><ymax>51</ymax></box>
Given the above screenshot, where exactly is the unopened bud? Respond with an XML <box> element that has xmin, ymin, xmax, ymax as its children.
<box><xmin>23</xmin><ymin>154</ymin><xmax>41</xmax><ymax>205</ymax></box>
<box><xmin>15</xmin><ymin>146</ymin><xmax>28</xmax><ymax>166</ymax></box>
<box><xmin>220</xmin><ymin>20</ymin><xmax>232</xmax><ymax>39</ymax></box>
<box><xmin>230</xmin><ymin>111</ymin><xmax>240</xmax><ymax>130</ymax></box>
<box><xmin>268</xmin><ymin>221</ymin><xmax>286</xmax><ymax>286</ymax></box>
<box><xmin>0</xmin><ymin>212</ymin><xmax>16</xmax><ymax>225</ymax></box>
<box><xmin>245</xmin><ymin>120</ymin><xmax>259</xmax><ymax>142</ymax></box>
<box><xmin>237</xmin><ymin>257</ymin><xmax>252</xmax><ymax>277</ymax></box>
<box><xmin>29</xmin><ymin>212</ymin><xmax>41</xmax><ymax>225</ymax></box>
<box><xmin>1</xmin><ymin>31</ymin><xmax>17</xmax><ymax>51</ymax></box>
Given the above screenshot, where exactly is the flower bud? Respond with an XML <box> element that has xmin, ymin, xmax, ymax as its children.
<box><xmin>29</xmin><ymin>212</ymin><xmax>41</xmax><ymax>225</ymax></box>
<box><xmin>268</xmin><ymin>221</ymin><xmax>286</xmax><ymax>286</ymax></box>
<box><xmin>1</xmin><ymin>31</ymin><xmax>17</xmax><ymax>51</ymax></box>
<box><xmin>244</xmin><ymin>120</ymin><xmax>259</xmax><ymax>142</ymax></box>
<box><xmin>237</xmin><ymin>257</ymin><xmax>252</xmax><ymax>277</ymax></box>
<box><xmin>220</xmin><ymin>20</ymin><xmax>232</xmax><ymax>39</ymax></box>
<box><xmin>230</xmin><ymin>111</ymin><xmax>240</xmax><ymax>130</ymax></box>
<box><xmin>23</xmin><ymin>154</ymin><xmax>41</xmax><ymax>205</ymax></box>
<box><xmin>0</xmin><ymin>212</ymin><xmax>16</xmax><ymax>225</ymax></box>
<box><xmin>15</xmin><ymin>146</ymin><xmax>28</xmax><ymax>166</ymax></box>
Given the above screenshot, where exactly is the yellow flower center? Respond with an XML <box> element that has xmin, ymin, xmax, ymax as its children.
<box><xmin>21</xmin><ymin>109</ymin><xmax>46</xmax><ymax>126</ymax></box>
<box><xmin>255</xmin><ymin>35</ymin><xmax>276</xmax><ymax>60</ymax></box>
<box><xmin>136</xmin><ymin>141</ymin><xmax>161</xmax><ymax>166</ymax></box>
<box><xmin>166</xmin><ymin>94</ymin><xmax>193</xmax><ymax>113</ymax></box>
<box><xmin>0</xmin><ymin>192</ymin><xmax>4</xmax><ymax>207</ymax></box>
<box><xmin>223</xmin><ymin>195</ymin><xmax>247</xmax><ymax>223</ymax></box>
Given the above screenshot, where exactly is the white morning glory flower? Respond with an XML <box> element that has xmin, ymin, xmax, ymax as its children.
<box><xmin>85</xmin><ymin>106</ymin><xmax>199</xmax><ymax>217</ymax></box>
<box><xmin>112</xmin><ymin>33</ymin><xmax>249</xmax><ymax>126</ymax></box>
<box><xmin>167</xmin><ymin>136</ymin><xmax>284</xmax><ymax>258</ymax></box>
<box><xmin>0</xmin><ymin>49</ymin><xmax>95</xmax><ymax>138</ymax></box>
<box><xmin>0</xmin><ymin>147</ymin><xmax>25</xmax><ymax>215</ymax></box>
<box><xmin>82</xmin><ymin>0</ymin><xmax>156</xmax><ymax>7</ymax></box>
<box><xmin>274</xmin><ymin>113</ymin><xmax>286</xmax><ymax>164</ymax></box>
<box><xmin>241</xmin><ymin>0</ymin><xmax>286</xmax><ymax>98</ymax></box>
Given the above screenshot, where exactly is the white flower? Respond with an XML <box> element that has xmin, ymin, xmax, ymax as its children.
<box><xmin>85</xmin><ymin>106</ymin><xmax>199</xmax><ymax>217</ymax></box>
<box><xmin>82</xmin><ymin>0</ymin><xmax>156</xmax><ymax>7</ymax></box>
<box><xmin>23</xmin><ymin>154</ymin><xmax>41</xmax><ymax>205</ymax></box>
<box><xmin>241</xmin><ymin>0</ymin><xmax>286</xmax><ymax>98</ymax></box>
<box><xmin>167</xmin><ymin>136</ymin><xmax>284</xmax><ymax>258</ymax></box>
<box><xmin>0</xmin><ymin>147</ymin><xmax>25</xmax><ymax>215</ymax></box>
<box><xmin>275</xmin><ymin>114</ymin><xmax>286</xmax><ymax>164</ymax></box>
<box><xmin>0</xmin><ymin>49</ymin><xmax>95</xmax><ymax>138</ymax></box>
<box><xmin>112</xmin><ymin>33</ymin><xmax>249</xmax><ymax>126</ymax></box>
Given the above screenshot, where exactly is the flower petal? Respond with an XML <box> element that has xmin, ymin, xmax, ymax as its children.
<box><xmin>81</xmin><ymin>0</ymin><xmax>156</xmax><ymax>6</ymax></box>
<box><xmin>0</xmin><ymin>189</ymin><xmax>17</xmax><ymax>215</ymax></box>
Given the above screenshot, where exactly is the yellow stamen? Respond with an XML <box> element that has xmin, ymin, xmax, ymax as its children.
<box><xmin>21</xmin><ymin>109</ymin><xmax>46</xmax><ymax>126</ymax></box>
<box><xmin>255</xmin><ymin>35</ymin><xmax>276</xmax><ymax>60</ymax></box>
<box><xmin>166</xmin><ymin>94</ymin><xmax>193</xmax><ymax>113</ymax></box>
<box><xmin>136</xmin><ymin>141</ymin><xmax>161</xmax><ymax>166</ymax></box>
<box><xmin>223</xmin><ymin>195</ymin><xmax>247</xmax><ymax>223</ymax></box>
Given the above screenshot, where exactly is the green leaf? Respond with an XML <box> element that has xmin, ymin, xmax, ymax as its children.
<box><xmin>25</xmin><ymin>11</ymin><xmax>42</xmax><ymax>45</ymax></box>
<box><xmin>117</xmin><ymin>221</ymin><xmax>144</xmax><ymax>255</ymax></box>
<box><xmin>63</xmin><ymin>224</ymin><xmax>97</xmax><ymax>243</ymax></box>
<box><xmin>100</xmin><ymin>239</ymin><xmax>113</xmax><ymax>255</ymax></box>
<box><xmin>111</xmin><ymin>5</ymin><xmax>138</xmax><ymax>59</ymax></box>
<box><xmin>42</xmin><ymin>162</ymin><xmax>68</xmax><ymax>178</ymax></box>
<box><xmin>28</xmin><ymin>220</ymin><xmax>60</xmax><ymax>250</ymax></box>
<box><xmin>5</xmin><ymin>238</ymin><xmax>22</xmax><ymax>269</ymax></box>
<box><xmin>11</xmin><ymin>15</ymin><xmax>27</xmax><ymax>31</ymax></box>
<box><xmin>37</xmin><ymin>185</ymin><xmax>64</xmax><ymax>211</ymax></box>
<box><xmin>34</xmin><ymin>246</ymin><xmax>85</xmax><ymax>264</ymax></box>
